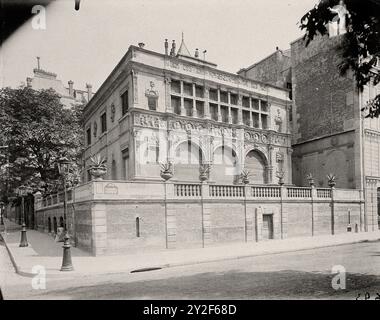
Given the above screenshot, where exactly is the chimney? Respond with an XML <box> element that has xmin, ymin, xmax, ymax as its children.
<box><xmin>138</xmin><ymin>42</ymin><xmax>145</xmax><ymax>49</ymax></box>
<box><xmin>276</xmin><ymin>46</ymin><xmax>279</xmax><ymax>51</ymax></box>
<box><xmin>195</xmin><ymin>48</ymin><xmax>199</xmax><ymax>58</ymax></box>
<box><xmin>26</xmin><ymin>77</ymin><xmax>32</xmax><ymax>88</ymax></box>
<box><xmin>170</xmin><ymin>40</ymin><xmax>176</xmax><ymax>56</ymax></box>
<box><xmin>68</xmin><ymin>80</ymin><xmax>74</xmax><ymax>96</ymax></box>
<box><xmin>86</xmin><ymin>83</ymin><xmax>93</xmax><ymax>101</ymax></box>
<box><xmin>164</xmin><ymin>39</ymin><xmax>169</xmax><ymax>55</ymax></box>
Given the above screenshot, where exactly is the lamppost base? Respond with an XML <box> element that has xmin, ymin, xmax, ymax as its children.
<box><xmin>19</xmin><ymin>223</ymin><xmax>28</xmax><ymax>247</ymax></box>
<box><xmin>60</xmin><ymin>234</ymin><xmax>74</xmax><ymax>271</ymax></box>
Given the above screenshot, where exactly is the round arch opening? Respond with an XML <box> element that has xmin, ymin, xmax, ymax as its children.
<box><xmin>245</xmin><ymin>150</ymin><xmax>267</xmax><ymax>184</ymax></box>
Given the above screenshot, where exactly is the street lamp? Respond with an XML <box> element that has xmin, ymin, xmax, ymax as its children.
<box><xmin>16</xmin><ymin>185</ymin><xmax>32</xmax><ymax>247</ymax></box>
<box><xmin>57</xmin><ymin>157</ymin><xmax>74</xmax><ymax>271</ymax></box>
<box><xmin>0</xmin><ymin>201</ymin><xmax>4</xmax><ymax>226</ymax></box>
<box><xmin>58</xmin><ymin>157</ymin><xmax>71</xmax><ymax>233</ymax></box>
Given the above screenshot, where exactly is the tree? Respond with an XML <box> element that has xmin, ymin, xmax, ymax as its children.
<box><xmin>300</xmin><ymin>0</ymin><xmax>380</xmax><ymax>117</ymax></box>
<box><xmin>0</xmin><ymin>86</ymin><xmax>84</xmax><ymax>198</ymax></box>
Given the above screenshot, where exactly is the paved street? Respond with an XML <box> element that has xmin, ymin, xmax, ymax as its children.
<box><xmin>2</xmin><ymin>239</ymin><xmax>380</xmax><ymax>300</ymax></box>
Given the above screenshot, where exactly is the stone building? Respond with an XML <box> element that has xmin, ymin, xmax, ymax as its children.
<box><xmin>82</xmin><ymin>38</ymin><xmax>292</xmax><ymax>186</ymax></box>
<box><xmin>29</xmin><ymin>38</ymin><xmax>369</xmax><ymax>255</ymax></box>
<box><xmin>240</xmin><ymin>33</ymin><xmax>380</xmax><ymax>231</ymax></box>
<box><xmin>25</xmin><ymin>59</ymin><xmax>93</xmax><ymax>108</ymax></box>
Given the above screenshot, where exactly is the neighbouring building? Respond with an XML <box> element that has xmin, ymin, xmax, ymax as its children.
<box><xmin>25</xmin><ymin>59</ymin><xmax>93</xmax><ymax>108</ymax></box>
<box><xmin>240</xmin><ymin>30</ymin><xmax>380</xmax><ymax>231</ymax></box>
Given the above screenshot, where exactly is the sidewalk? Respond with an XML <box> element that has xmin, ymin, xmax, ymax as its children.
<box><xmin>1</xmin><ymin>218</ymin><xmax>380</xmax><ymax>279</ymax></box>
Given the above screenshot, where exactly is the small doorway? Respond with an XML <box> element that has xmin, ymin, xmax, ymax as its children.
<box><xmin>262</xmin><ymin>214</ymin><xmax>274</xmax><ymax>240</ymax></box>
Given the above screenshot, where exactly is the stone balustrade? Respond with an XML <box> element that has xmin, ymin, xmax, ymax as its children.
<box><xmin>35</xmin><ymin>181</ymin><xmax>363</xmax><ymax>209</ymax></box>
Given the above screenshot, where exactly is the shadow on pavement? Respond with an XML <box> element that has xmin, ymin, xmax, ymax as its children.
<box><xmin>34</xmin><ymin>269</ymin><xmax>380</xmax><ymax>300</ymax></box>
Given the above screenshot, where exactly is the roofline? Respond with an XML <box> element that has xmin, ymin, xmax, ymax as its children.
<box><xmin>237</xmin><ymin>48</ymin><xmax>290</xmax><ymax>74</ymax></box>
<box><xmin>84</xmin><ymin>46</ymin><xmax>134</xmax><ymax>113</ymax></box>
<box><xmin>85</xmin><ymin>45</ymin><xmax>290</xmax><ymax>113</ymax></box>
<box><xmin>130</xmin><ymin>46</ymin><xmax>291</xmax><ymax>92</ymax></box>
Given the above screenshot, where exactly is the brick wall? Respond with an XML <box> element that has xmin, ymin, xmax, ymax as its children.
<box><xmin>291</xmin><ymin>35</ymin><xmax>357</xmax><ymax>144</ymax></box>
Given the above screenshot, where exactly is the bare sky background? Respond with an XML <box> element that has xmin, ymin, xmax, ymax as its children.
<box><xmin>0</xmin><ymin>0</ymin><xmax>317</xmax><ymax>91</ymax></box>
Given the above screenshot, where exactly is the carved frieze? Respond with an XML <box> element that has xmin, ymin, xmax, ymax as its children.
<box><xmin>134</xmin><ymin>113</ymin><xmax>167</xmax><ymax>129</ymax></box>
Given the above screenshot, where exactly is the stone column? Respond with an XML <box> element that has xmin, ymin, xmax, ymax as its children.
<box><xmin>180</xmin><ymin>81</ymin><xmax>185</xmax><ymax>116</ymax></box>
<box><xmin>258</xmin><ymin>100</ymin><xmax>263</xmax><ymax>129</ymax></box>
<box><xmin>249</xmin><ymin>96</ymin><xmax>253</xmax><ymax>127</ymax></box>
<box><xmin>164</xmin><ymin>76</ymin><xmax>172</xmax><ymax>113</ymax></box>
<box><xmin>237</xmin><ymin>94</ymin><xmax>243</xmax><ymax>125</ymax></box>
<box><xmin>267</xmin><ymin>145</ymin><xmax>274</xmax><ymax>184</ymax></box>
<box><xmin>227</xmin><ymin>92</ymin><xmax>232</xmax><ymax>124</ymax></box>
<box><xmin>204</xmin><ymin>87</ymin><xmax>210</xmax><ymax>119</ymax></box>
<box><xmin>217</xmin><ymin>89</ymin><xmax>221</xmax><ymax>122</ymax></box>
<box><xmin>192</xmin><ymin>83</ymin><xmax>197</xmax><ymax>117</ymax></box>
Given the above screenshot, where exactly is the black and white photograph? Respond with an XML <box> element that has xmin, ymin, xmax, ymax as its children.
<box><xmin>0</xmin><ymin>0</ymin><xmax>380</xmax><ymax>308</ymax></box>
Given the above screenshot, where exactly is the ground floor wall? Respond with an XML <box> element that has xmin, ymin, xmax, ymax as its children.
<box><xmin>34</xmin><ymin>197</ymin><xmax>366</xmax><ymax>256</ymax></box>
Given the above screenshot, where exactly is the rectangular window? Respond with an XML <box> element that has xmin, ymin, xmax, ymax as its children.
<box><xmin>196</xmin><ymin>101</ymin><xmax>204</xmax><ymax>118</ymax></box>
<box><xmin>122</xmin><ymin>148</ymin><xmax>129</xmax><ymax>180</ymax></box>
<box><xmin>195</xmin><ymin>85</ymin><xmax>204</xmax><ymax>98</ymax></box>
<box><xmin>243</xmin><ymin>110</ymin><xmax>250</xmax><ymax>126</ymax></box>
<box><xmin>210</xmin><ymin>103</ymin><xmax>218</xmax><ymax>121</ymax></box>
<box><xmin>252</xmin><ymin>98</ymin><xmax>260</xmax><ymax>110</ymax></box>
<box><xmin>252</xmin><ymin>112</ymin><xmax>260</xmax><ymax>128</ymax></box>
<box><xmin>171</xmin><ymin>80</ymin><xmax>181</xmax><ymax>94</ymax></box>
<box><xmin>121</xmin><ymin>90</ymin><xmax>129</xmax><ymax>115</ymax></box>
<box><xmin>230</xmin><ymin>93</ymin><xmax>238</xmax><ymax>105</ymax></box>
<box><xmin>183</xmin><ymin>82</ymin><xmax>193</xmax><ymax>96</ymax></box>
<box><xmin>231</xmin><ymin>108</ymin><xmax>238</xmax><ymax>124</ymax></box>
<box><xmin>101</xmin><ymin>112</ymin><xmax>107</xmax><ymax>133</ymax></box>
<box><xmin>220</xmin><ymin>105</ymin><xmax>228</xmax><ymax>123</ymax></box>
<box><xmin>261</xmin><ymin>100</ymin><xmax>268</xmax><ymax>112</ymax></box>
<box><xmin>242</xmin><ymin>96</ymin><xmax>250</xmax><ymax>108</ymax></box>
<box><xmin>220</xmin><ymin>91</ymin><xmax>228</xmax><ymax>104</ymax></box>
<box><xmin>86</xmin><ymin>127</ymin><xmax>91</xmax><ymax>145</ymax></box>
<box><xmin>171</xmin><ymin>96</ymin><xmax>181</xmax><ymax>115</ymax></box>
<box><xmin>261</xmin><ymin>114</ymin><xmax>268</xmax><ymax>129</ymax></box>
<box><xmin>184</xmin><ymin>98</ymin><xmax>193</xmax><ymax>116</ymax></box>
<box><xmin>209</xmin><ymin>88</ymin><xmax>218</xmax><ymax>101</ymax></box>
<box><xmin>148</xmin><ymin>97</ymin><xmax>157</xmax><ymax>110</ymax></box>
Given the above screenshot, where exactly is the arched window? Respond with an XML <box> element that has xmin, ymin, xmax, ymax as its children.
<box><xmin>174</xmin><ymin>140</ymin><xmax>203</xmax><ymax>182</ymax></box>
<box><xmin>136</xmin><ymin>217</ymin><xmax>140</xmax><ymax>237</ymax></box>
<box><xmin>59</xmin><ymin>216</ymin><xmax>64</xmax><ymax>228</ymax></box>
<box><xmin>212</xmin><ymin>145</ymin><xmax>239</xmax><ymax>184</ymax></box>
<box><xmin>245</xmin><ymin>150</ymin><xmax>267</xmax><ymax>184</ymax></box>
<box><xmin>111</xmin><ymin>160</ymin><xmax>117</xmax><ymax>180</ymax></box>
<box><xmin>53</xmin><ymin>217</ymin><xmax>58</xmax><ymax>233</ymax></box>
<box><xmin>48</xmin><ymin>217</ymin><xmax>51</xmax><ymax>233</ymax></box>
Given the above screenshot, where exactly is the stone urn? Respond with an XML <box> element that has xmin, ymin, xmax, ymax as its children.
<box><xmin>276</xmin><ymin>170</ymin><xmax>285</xmax><ymax>186</ymax></box>
<box><xmin>327</xmin><ymin>174</ymin><xmax>336</xmax><ymax>188</ymax></box>
<box><xmin>160</xmin><ymin>162</ymin><xmax>173</xmax><ymax>181</ymax></box>
<box><xmin>199</xmin><ymin>164</ymin><xmax>210</xmax><ymax>182</ymax></box>
<box><xmin>240</xmin><ymin>169</ymin><xmax>251</xmax><ymax>185</ymax></box>
<box><xmin>90</xmin><ymin>167</ymin><xmax>107</xmax><ymax>180</ymax></box>
<box><xmin>306</xmin><ymin>173</ymin><xmax>315</xmax><ymax>187</ymax></box>
<box><xmin>89</xmin><ymin>154</ymin><xmax>107</xmax><ymax>180</ymax></box>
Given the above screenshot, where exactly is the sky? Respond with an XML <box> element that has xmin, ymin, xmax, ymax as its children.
<box><xmin>0</xmin><ymin>0</ymin><xmax>318</xmax><ymax>92</ymax></box>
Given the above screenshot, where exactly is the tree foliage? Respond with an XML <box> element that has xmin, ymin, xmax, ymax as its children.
<box><xmin>300</xmin><ymin>0</ymin><xmax>380</xmax><ymax>117</ymax></box>
<box><xmin>0</xmin><ymin>87</ymin><xmax>84</xmax><ymax>199</ymax></box>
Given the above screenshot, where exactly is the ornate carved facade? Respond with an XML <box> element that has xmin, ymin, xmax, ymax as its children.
<box><xmin>83</xmin><ymin>40</ymin><xmax>292</xmax><ymax>185</ymax></box>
